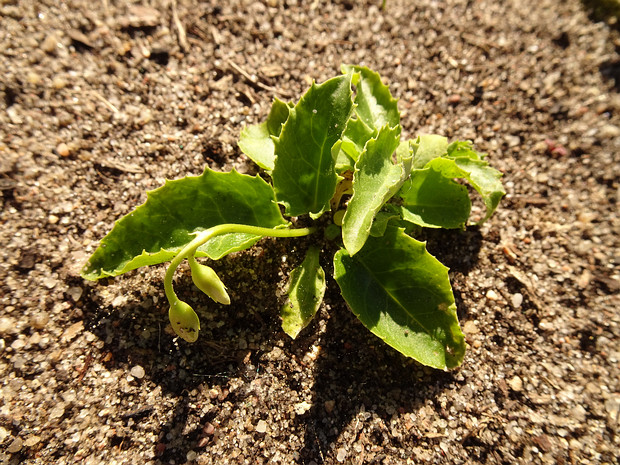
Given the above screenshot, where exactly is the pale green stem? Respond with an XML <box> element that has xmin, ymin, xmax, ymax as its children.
<box><xmin>164</xmin><ymin>224</ymin><xmax>315</xmax><ymax>304</ymax></box>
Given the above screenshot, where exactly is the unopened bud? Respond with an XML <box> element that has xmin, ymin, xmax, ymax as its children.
<box><xmin>189</xmin><ymin>257</ymin><xmax>231</xmax><ymax>305</ymax></box>
<box><xmin>169</xmin><ymin>299</ymin><xmax>200</xmax><ymax>343</ymax></box>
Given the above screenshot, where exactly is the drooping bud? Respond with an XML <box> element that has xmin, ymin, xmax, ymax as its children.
<box><xmin>188</xmin><ymin>256</ymin><xmax>231</xmax><ymax>305</ymax></box>
<box><xmin>168</xmin><ymin>299</ymin><xmax>200</xmax><ymax>343</ymax></box>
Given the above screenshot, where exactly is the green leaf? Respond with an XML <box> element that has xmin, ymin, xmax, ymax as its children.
<box><xmin>272</xmin><ymin>75</ymin><xmax>354</xmax><ymax>216</ymax></box>
<box><xmin>412</xmin><ymin>134</ymin><xmax>448</xmax><ymax>169</ymax></box>
<box><xmin>342</xmin><ymin>125</ymin><xmax>408</xmax><ymax>255</ymax></box>
<box><xmin>446</xmin><ymin>140</ymin><xmax>484</xmax><ymax>160</ymax></box>
<box><xmin>281</xmin><ymin>246</ymin><xmax>326</xmax><ymax>339</ymax></box>
<box><xmin>335</xmin><ymin>146</ymin><xmax>356</xmax><ymax>173</ymax></box>
<box><xmin>81</xmin><ymin>169</ymin><xmax>287</xmax><ymax>280</ymax></box>
<box><xmin>426</xmin><ymin>156</ymin><xmax>505</xmax><ymax>223</ymax></box>
<box><xmin>333</xmin><ymin>226</ymin><xmax>465</xmax><ymax>370</ymax></box>
<box><xmin>238</xmin><ymin>98</ymin><xmax>290</xmax><ymax>171</ymax></box>
<box><xmin>266</xmin><ymin>98</ymin><xmax>292</xmax><ymax>136</ymax></box>
<box><xmin>339</xmin><ymin>117</ymin><xmax>375</xmax><ymax>165</ymax></box>
<box><xmin>395</xmin><ymin>138</ymin><xmax>413</xmax><ymax>163</ymax></box>
<box><xmin>397</xmin><ymin>167</ymin><xmax>471</xmax><ymax>229</ymax></box>
<box><xmin>338</xmin><ymin>65</ymin><xmax>400</xmax><ymax>163</ymax></box>
<box><xmin>341</xmin><ymin>64</ymin><xmax>399</xmax><ymax>131</ymax></box>
<box><xmin>369</xmin><ymin>210</ymin><xmax>400</xmax><ymax>237</ymax></box>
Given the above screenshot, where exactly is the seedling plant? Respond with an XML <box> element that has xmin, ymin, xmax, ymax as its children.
<box><xmin>82</xmin><ymin>65</ymin><xmax>504</xmax><ymax>370</ymax></box>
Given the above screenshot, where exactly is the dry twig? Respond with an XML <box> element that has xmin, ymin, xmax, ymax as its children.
<box><xmin>171</xmin><ymin>0</ymin><xmax>188</xmax><ymax>52</ymax></box>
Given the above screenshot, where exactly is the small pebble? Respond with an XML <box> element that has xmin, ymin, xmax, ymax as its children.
<box><xmin>511</xmin><ymin>293</ymin><xmax>523</xmax><ymax>308</ymax></box>
<box><xmin>7</xmin><ymin>437</ymin><xmax>23</xmax><ymax>453</ymax></box>
<box><xmin>43</xmin><ymin>276</ymin><xmax>57</xmax><ymax>289</ymax></box>
<box><xmin>49</xmin><ymin>404</ymin><xmax>65</xmax><ymax>420</ymax></box>
<box><xmin>26</xmin><ymin>71</ymin><xmax>41</xmax><ymax>85</ymax></box>
<box><xmin>52</xmin><ymin>76</ymin><xmax>68</xmax><ymax>90</ymax></box>
<box><xmin>538</xmin><ymin>320</ymin><xmax>554</xmax><ymax>331</ymax></box>
<box><xmin>336</xmin><ymin>447</ymin><xmax>347</xmax><ymax>462</ymax></box>
<box><xmin>67</xmin><ymin>286</ymin><xmax>83</xmax><ymax>302</ymax></box>
<box><xmin>31</xmin><ymin>312</ymin><xmax>49</xmax><ymax>330</ymax></box>
<box><xmin>463</xmin><ymin>320</ymin><xmax>479</xmax><ymax>335</ymax></box>
<box><xmin>130</xmin><ymin>365</ymin><xmax>146</xmax><ymax>379</ymax></box>
<box><xmin>571</xmin><ymin>405</ymin><xmax>587</xmax><ymax>423</ymax></box>
<box><xmin>599</xmin><ymin>124</ymin><xmax>620</xmax><ymax>139</ymax></box>
<box><xmin>56</xmin><ymin>142</ymin><xmax>71</xmax><ymax>157</ymax></box>
<box><xmin>186</xmin><ymin>450</ymin><xmax>197</xmax><ymax>461</ymax></box>
<box><xmin>604</xmin><ymin>396</ymin><xmax>620</xmax><ymax>424</ymax></box>
<box><xmin>255</xmin><ymin>420</ymin><xmax>267</xmax><ymax>433</ymax></box>
<box><xmin>505</xmin><ymin>135</ymin><xmax>521</xmax><ymax>147</ymax></box>
<box><xmin>294</xmin><ymin>401</ymin><xmax>312</xmax><ymax>415</ymax></box>
<box><xmin>11</xmin><ymin>338</ymin><xmax>25</xmax><ymax>350</ymax></box>
<box><xmin>24</xmin><ymin>435</ymin><xmax>41</xmax><ymax>447</ymax></box>
<box><xmin>203</xmin><ymin>423</ymin><xmax>215</xmax><ymax>435</ymax></box>
<box><xmin>137</xmin><ymin>109</ymin><xmax>153</xmax><ymax>126</ymax></box>
<box><xmin>0</xmin><ymin>317</ymin><xmax>16</xmax><ymax>335</ymax></box>
<box><xmin>486</xmin><ymin>289</ymin><xmax>499</xmax><ymax>300</ymax></box>
<box><xmin>324</xmin><ymin>400</ymin><xmax>335</xmax><ymax>414</ymax></box>
<box><xmin>62</xmin><ymin>321</ymin><xmax>83</xmax><ymax>341</ymax></box>
<box><xmin>508</xmin><ymin>375</ymin><xmax>523</xmax><ymax>392</ymax></box>
<box><xmin>41</xmin><ymin>33</ymin><xmax>59</xmax><ymax>53</ymax></box>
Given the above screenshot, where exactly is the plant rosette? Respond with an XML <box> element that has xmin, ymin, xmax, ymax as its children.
<box><xmin>82</xmin><ymin>65</ymin><xmax>505</xmax><ymax>370</ymax></box>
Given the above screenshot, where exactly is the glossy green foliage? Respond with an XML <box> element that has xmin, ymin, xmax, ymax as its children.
<box><xmin>83</xmin><ymin>65</ymin><xmax>505</xmax><ymax>371</ymax></box>
<box><xmin>272</xmin><ymin>75</ymin><xmax>354</xmax><ymax>216</ymax></box>
<box><xmin>398</xmin><ymin>168</ymin><xmax>471</xmax><ymax>229</ymax></box>
<box><xmin>339</xmin><ymin>65</ymin><xmax>400</xmax><ymax>166</ymax></box>
<box><xmin>81</xmin><ymin>169</ymin><xmax>287</xmax><ymax>280</ymax></box>
<box><xmin>334</xmin><ymin>226</ymin><xmax>465</xmax><ymax>370</ymax></box>
<box><xmin>396</xmin><ymin>136</ymin><xmax>506</xmax><ymax>227</ymax></box>
<box><xmin>342</xmin><ymin>125</ymin><xmax>409</xmax><ymax>255</ymax></box>
<box><xmin>238</xmin><ymin>98</ymin><xmax>290</xmax><ymax>171</ymax></box>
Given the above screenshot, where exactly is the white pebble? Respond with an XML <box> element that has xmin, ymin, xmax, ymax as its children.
<box><xmin>511</xmin><ymin>293</ymin><xmax>523</xmax><ymax>308</ymax></box>
<box><xmin>24</xmin><ymin>435</ymin><xmax>41</xmax><ymax>447</ymax></box>
<box><xmin>486</xmin><ymin>289</ymin><xmax>499</xmax><ymax>300</ymax></box>
<box><xmin>294</xmin><ymin>401</ymin><xmax>312</xmax><ymax>415</ymax></box>
<box><xmin>49</xmin><ymin>404</ymin><xmax>65</xmax><ymax>419</ymax></box>
<box><xmin>508</xmin><ymin>375</ymin><xmax>523</xmax><ymax>392</ymax></box>
<box><xmin>255</xmin><ymin>420</ymin><xmax>267</xmax><ymax>433</ymax></box>
<box><xmin>10</xmin><ymin>338</ymin><xmax>25</xmax><ymax>350</ymax></box>
<box><xmin>0</xmin><ymin>317</ymin><xmax>16</xmax><ymax>334</ymax></box>
<box><xmin>67</xmin><ymin>286</ymin><xmax>83</xmax><ymax>302</ymax></box>
<box><xmin>130</xmin><ymin>365</ymin><xmax>145</xmax><ymax>379</ymax></box>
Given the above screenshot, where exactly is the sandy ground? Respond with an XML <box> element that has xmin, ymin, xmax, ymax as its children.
<box><xmin>0</xmin><ymin>0</ymin><xmax>619</xmax><ymax>464</ymax></box>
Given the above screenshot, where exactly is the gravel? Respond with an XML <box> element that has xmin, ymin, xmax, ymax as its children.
<box><xmin>0</xmin><ymin>0</ymin><xmax>619</xmax><ymax>464</ymax></box>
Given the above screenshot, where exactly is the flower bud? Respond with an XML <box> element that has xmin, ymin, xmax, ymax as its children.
<box><xmin>168</xmin><ymin>299</ymin><xmax>200</xmax><ymax>343</ymax></box>
<box><xmin>189</xmin><ymin>257</ymin><xmax>231</xmax><ymax>305</ymax></box>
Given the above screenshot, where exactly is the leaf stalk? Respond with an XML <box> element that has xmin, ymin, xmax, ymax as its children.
<box><xmin>164</xmin><ymin>224</ymin><xmax>315</xmax><ymax>307</ymax></box>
